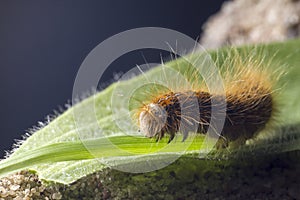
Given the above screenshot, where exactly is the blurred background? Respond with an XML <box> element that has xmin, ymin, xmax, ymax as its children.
<box><xmin>0</xmin><ymin>0</ymin><xmax>226</xmax><ymax>157</ymax></box>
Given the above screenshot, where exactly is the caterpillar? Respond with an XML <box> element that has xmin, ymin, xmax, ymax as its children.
<box><xmin>131</xmin><ymin>48</ymin><xmax>283</xmax><ymax>149</ymax></box>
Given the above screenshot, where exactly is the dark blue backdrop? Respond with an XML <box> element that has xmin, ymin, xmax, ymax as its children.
<box><xmin>0</xmin><ymin>0</ymin><xmax>226</xmax><ymax>158</ymax></box>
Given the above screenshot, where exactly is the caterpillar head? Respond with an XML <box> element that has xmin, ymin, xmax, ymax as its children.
<box><xmin>139</xmin><ymin>103</ymin><xmax>167</xmax><ymax>138</ymax></box>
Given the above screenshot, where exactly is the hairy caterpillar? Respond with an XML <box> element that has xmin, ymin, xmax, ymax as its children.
<box><xmin>132</xmin><ymin>48</ymin><xmax>283</xmax><ymax>149</ymax></box>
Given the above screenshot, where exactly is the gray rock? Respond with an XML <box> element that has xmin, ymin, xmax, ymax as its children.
<box><xmin>200</xmin><ymin>0</ymin><xmax>300</xmax><ymax>49</ymax></box>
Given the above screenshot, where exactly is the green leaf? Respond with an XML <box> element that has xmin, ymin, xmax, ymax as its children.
<box><xmin>1</xmin><ymin>39</ymin><xmax>300</xmax><ymax>184</ymax></box>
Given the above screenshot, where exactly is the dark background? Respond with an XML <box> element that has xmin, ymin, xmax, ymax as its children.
<box><xmin>0</xmin><ymin>0</ymin><xmax>226</xmax><ymax>158</ymax></box>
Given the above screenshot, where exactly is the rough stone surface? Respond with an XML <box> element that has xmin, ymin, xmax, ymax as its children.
<box><xmin>200</xmin><ymin>0</ymin><xmax>300</xmax><ymax>49</ymax></box>
<box><xmin>0</xmin><ymin>171</ymin><xmax>59</xmax><ymax>200</ymax></box>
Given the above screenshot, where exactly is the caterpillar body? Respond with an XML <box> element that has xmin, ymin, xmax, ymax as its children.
<box><xmin>133</xmin><ymin>49</ymin><xmax>282</xmax><ymax>148</ymax></box>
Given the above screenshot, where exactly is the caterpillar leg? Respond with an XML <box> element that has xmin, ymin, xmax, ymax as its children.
<box><xmin>167</xmin><ymin>131</ymin><xmax>176</xmax><ymax>143</ymax></box>
<box><xmin>215</xmin><ymin>127</ymin><xmax>250</xmax><ymax>149</ymax></box>
<box><xmin>215</xmin><ymin>137</ymin><xmax>229</xmax><ymax>149</ymax></box>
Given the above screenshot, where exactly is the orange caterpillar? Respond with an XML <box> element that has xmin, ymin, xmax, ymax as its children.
<box><xmin>133</xmin><ymin>49</ymin><xmax>282</xmax><ymax>148</ymax></box>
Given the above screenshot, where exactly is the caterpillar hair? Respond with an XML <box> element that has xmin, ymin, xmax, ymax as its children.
<box><xmin>131</xmin><ymin>48</ymin><xmax>284</xmax><ymax>149</ymax></box>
